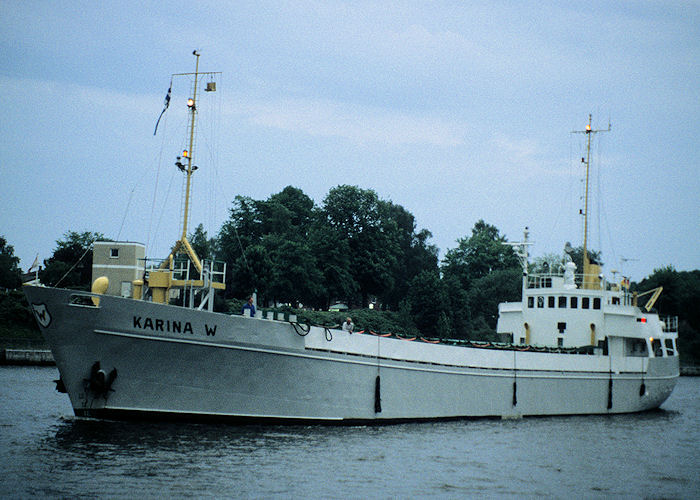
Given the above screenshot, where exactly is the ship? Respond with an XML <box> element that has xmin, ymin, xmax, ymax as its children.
<box><xmin>24</xmin><ymin>54</ymin><xmax>679</xmax><ymax>423</ymax></box>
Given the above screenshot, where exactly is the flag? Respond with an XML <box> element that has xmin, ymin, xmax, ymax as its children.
<box><xmin>28</xmin><ymin>254</ymin><xmax>39</xmax><ymax>272</ymax></box>
<box><xmin>153</xmin><ymin>82</ymin><xmax>172</xmax><ymax>136</ymax></box>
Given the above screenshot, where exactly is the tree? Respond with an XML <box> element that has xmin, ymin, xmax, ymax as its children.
<box><xmin>405</xmin><ymin>269</ymin><xmax>450</xmax><ymax>338</ymax></box>
<box><xmin>530</xmin><ymin>247</ymin><xmax>602</xmax><ymax>275</ymax></box>
<box><xmin>441</xmin><ymin>220</ymin><xmax>520</xmax><ymax>338</ymax></box>
<box><xmin>308</xmin><ymin>219</ymin><xmax>357</xmax><ymax>309</ymax></box>
<box><xmin>217</xmin><ymin>196</ymin><xmax>263</xmax><ymax>297</ymax></box>
<box><xmin>265</xmin><ymin>235</ymin><xmax>324</xmax><ymax>307</ymax></box>
<box><xmin>0</xmin><ymin>236</ymin><xmax>21</xmax><ymax>289</ymax></box>
<box><xmin>321</xmin><ymin>185</ymin><xmax>400</xmax><ymax>307</ymax></box>
<box><xmin>264</xmin><ymin>186</ymin><xmax>315</xmax><ymax>238</ymax></box>
<box><xmin>377</xmin><ymin>202</ymin><xmax>439</xmax><ymax>309</ymax></box>
<box><xmin>466</xmin><ymin>268</ymin><xmax>522</xmax><ymax>334</ymax></box>
<box><xmin>40</xmin><ymin>231</ymin><xmax>106</xmax><ymax>289</ymax></box>
<box><xmin>188</xmin><ymin>223</ymin><xmax>216</xmax><ymax>262</ymax></box>
<box><xmin>218</xmin><ymin>187</ymin><xmax>325</xmax><ymax>306</ymax></box>
<box><xmin>635</xmin><ymin>266</ymin><xmax>700</xmax><ymax>365</ymax></box>
<box><xmin>442</xmin><ymin>220</ymin><xmax>519</xmax><ymax>291</ymax></box>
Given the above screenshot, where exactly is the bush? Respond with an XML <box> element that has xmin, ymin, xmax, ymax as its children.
<box><xmin>0</xmin><ymin>289</ymin><xmax>43</xmax><ymax>347</ymax></box>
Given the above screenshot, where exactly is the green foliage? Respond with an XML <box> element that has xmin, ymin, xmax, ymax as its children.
<box><xmin>322</xmin><ymin>185</ymin><xmax>398</xmax><ymax>307</ymax></box>
<box><xmin>635</xmin><ymin>266</ymin><xmax>700</xmax><ymax>365</ymax></box>
<box><xmin>531</xmin><ymin>246</ymin><xmax>603</xmax><ymax>275</ymax></box>
<box><xmin>0</xmin><ymin>236</ymin><xmax>22</xmax><ymax>289</ymax></box>
<box><xmin>440</xmin><ymin>220</ymin><xmax>520</xmax><ymax>338</ymax></box>
<box><xmin>188</xmin><ymin>223</ymin><xmax>216</xmax><ymax>261</ymax></box>
<box><xmin>442</xmin><ymin>219</ymin><xmax>519</xmax><ymax>289</ymax></box>
<box><xmin>218</xmin><ymin>185</ymin><xmax>439</xmax><ymax>311</ymax></box>
<box><xmin>405</xmin><ymin>270</ymin><xmax>450</xmax><ymax>338</ymax></box>
<box><xmin>8</xmin><ymin>185</ymin><xmax>697</xmax><ymax>365</ymax></box>
<box><xmin>466</xmin><ymin>268</ymin><xmax>522</xmax><ymax>331</ymax></box>
<box><xmin>0</xmin><ymin>289</ymin><xmax>43</xmax><ymax>347</ymax></box>
<box><xmin>40</xmin><ymin>231</ymin><xmax>106</xmax><ymax>289</ymax></box>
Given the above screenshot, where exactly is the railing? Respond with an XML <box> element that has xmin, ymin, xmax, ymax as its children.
<box><xmin>202</xmin><ymin>259</ymin><xmax>226</xmax><ymax>286</ymax></box>
<box><xmin>661</xmin><ymin>316</ymin><xmax>678</xmax><ymax>333</ymax></box>
<box><xmin>142</xmin><ymin>258</ymin><xmax>226</xmax><ymax>287</ymax></box>
<box><xmin>526</xmin><ymin>272</ymin><xmax>609</xmax><ymax>290</ymax></box>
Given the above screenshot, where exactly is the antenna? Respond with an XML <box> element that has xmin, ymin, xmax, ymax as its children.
<box><xmin>571</xmin><ymin>114</ymin><xmax>611</xmax><ymax>279</ymax></box>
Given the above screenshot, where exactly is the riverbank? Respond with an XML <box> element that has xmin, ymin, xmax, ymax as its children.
<box><xmin>1</xmin><ymin>349</ymin><xmax>54</xmax><ymax>365</ymax></box>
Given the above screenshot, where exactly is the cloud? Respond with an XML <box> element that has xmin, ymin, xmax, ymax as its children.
<box><xmin>2</xmin><ymin>75</ymin><xmax>158</xmax><ymax>118</ymax></box>
<box><xmin>228</xmin><ymin>95</ymin><xmax>467</xmax><ymax>146</ymax></box>
<box><xmin>487</xmin><ymin>133</ymin><xmax>574</xmax><ymax>180</ymax></box>
<box><xmin>370</xmin><ymin>23</ymin><xmax>485</xmax><ymax>65</ymax></box>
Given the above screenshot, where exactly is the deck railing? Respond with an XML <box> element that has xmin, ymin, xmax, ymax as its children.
<box><xmin>661</xmin><ymin>316</ymin><xmax>678</xmax><ymax>333</ymax></box>
<box><xmin>526</xmin><ymin>272</ymin><xmax>610</xmax><ymax>290</ymax></box>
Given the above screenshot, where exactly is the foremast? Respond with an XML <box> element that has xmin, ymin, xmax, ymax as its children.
<box><xmin>138</xmin><ymin>51</ymin><xmax>225</xmax><ymax>307</ymax></box>
<box><xmin>163</xmin><ymin>50</ymin><xmax>203</xmax><ymax>273</ymax></box>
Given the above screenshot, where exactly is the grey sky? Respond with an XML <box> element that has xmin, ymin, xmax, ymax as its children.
<box><xmin>1</xmin><ymin>1</ymin><xmax>698</xmax><ymax>281</ymax></box>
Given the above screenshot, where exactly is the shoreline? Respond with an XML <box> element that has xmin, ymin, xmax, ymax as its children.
<box><xmin>1</xmin><ymin>349</ymin><xmax>55</xmax><ymax>366</ymax></box>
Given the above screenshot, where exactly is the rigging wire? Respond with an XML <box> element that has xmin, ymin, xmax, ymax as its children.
<box><xmin>596</xmin><ymin>135</ymin><xmax>602</xmax><ymax>257</ymax></box>
<box><xmin>147</xmin><ymin>94</ymin><xmax>171</xmax><ymax>257</ymax></box>
<box><xmin>53</xmin><ymin>236</ymin><xmax>99</xmax><ymax>287</ymax></box>
<box><xmin>116</xmin><ymin>186</ymin><xmax>136</xmax><ymax>241</ymax></box>
<box><xmin>597</xmin><ymin>134</ymin><xmax>618</xmax><ymax>270</ymax></box>
<box><xmin>203</xmin><ymin>77</ymin><xmax>252</xmax><ymax>273</ymax></box>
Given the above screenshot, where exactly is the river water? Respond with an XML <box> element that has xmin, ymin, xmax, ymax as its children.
<box><xmin>0</xmin><ymin>366</ymin><xmax>698</xmax><ymax>499</ymax></box>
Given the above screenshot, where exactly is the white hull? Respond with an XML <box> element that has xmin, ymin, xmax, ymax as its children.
<box><xmin>25</xmin><ymin>285</ymin><xmax>678</xmax><ymax>423</ymax></box>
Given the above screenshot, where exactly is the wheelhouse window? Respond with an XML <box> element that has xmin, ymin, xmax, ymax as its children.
<box><xmin>582</xmin><ymin>297</ymin><xmax>590</xmax><ymax>309</ymax></box>
<box><xmin>558</xmin><ymin>296</ymin><xmax>567</xmax><ymax>308</ymax></box>
<box><xmin>593</xmin><ymin>297</ymin><xmax>601</xmax><ymax>310</ymax></box>
<box><xmin>570</xmin><ymin>296</ymin><xmax>578</xmax><ymax>309</ymax></box>
<box><xmin>548</xmin><ymin>296</ymin><xmax>555</xmax><ymax>308</ymax></box>
<box><xmin>110</xmin><ymin>248</ymin><xmax>119</xmax><ymax>258</ymax></box>
<box><xmin>665</xmin><ymin>338</ymin><xmax>675</xmax><ymax>356</ymax></box>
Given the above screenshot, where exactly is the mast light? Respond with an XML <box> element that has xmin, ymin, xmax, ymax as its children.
<box><xmin>182</xmin><ymin>150</ymin><xmax>189</xmax><ymax>158</ymax></box>
<box><xmin>187</xmin><ymin>98</ymin><xmax>195</xmax><ymax>109</ymax></box>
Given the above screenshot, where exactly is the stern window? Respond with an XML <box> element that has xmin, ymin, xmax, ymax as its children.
<box><xmin>537</xmin><ymin>296</ymin><xmax>544</xmax><ymax>308</ymax></box>
<box><xmin>548</xmin><ymin>296</ymin><xmax>555</xmax><ymax>308</ymax></box>
<box><xmin>570</xmin><ymin>297</ymin><xmax>578</xmax><ymax>309</ymax></box>
<box><xmin>582</xmin><ymin>297</ymin><xmax>590</xmax><ymax>309</ymax></box>
<box><xmin>558</xmin><ymin>296</ymin><xmax>567</xmax><ymax>308</ymax></box>
<box><xmin>528</xmin><ymin>296</ymin><xmax>534</xmax><ymax>308</ymax></box>
<box><xmin>593</xmin><ymin>297</ymin><xmax>601</xmax><ymax>310</ymax></box>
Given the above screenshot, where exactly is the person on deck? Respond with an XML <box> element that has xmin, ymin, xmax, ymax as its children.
<box><xmin>342</xmin><ymin>317</ymin><xmax>354</xmax><ymax>334</ymax></box>
<box><xmin>242</xmin><ymin>297</ymin><xmax>256</xmax><ymax>317</ymax></box>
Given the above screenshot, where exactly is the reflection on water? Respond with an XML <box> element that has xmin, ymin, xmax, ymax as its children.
<box><xmin>1</xmin><ymin>367</ymin><xmax>698</xmax><ymax>499</ymax></box>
